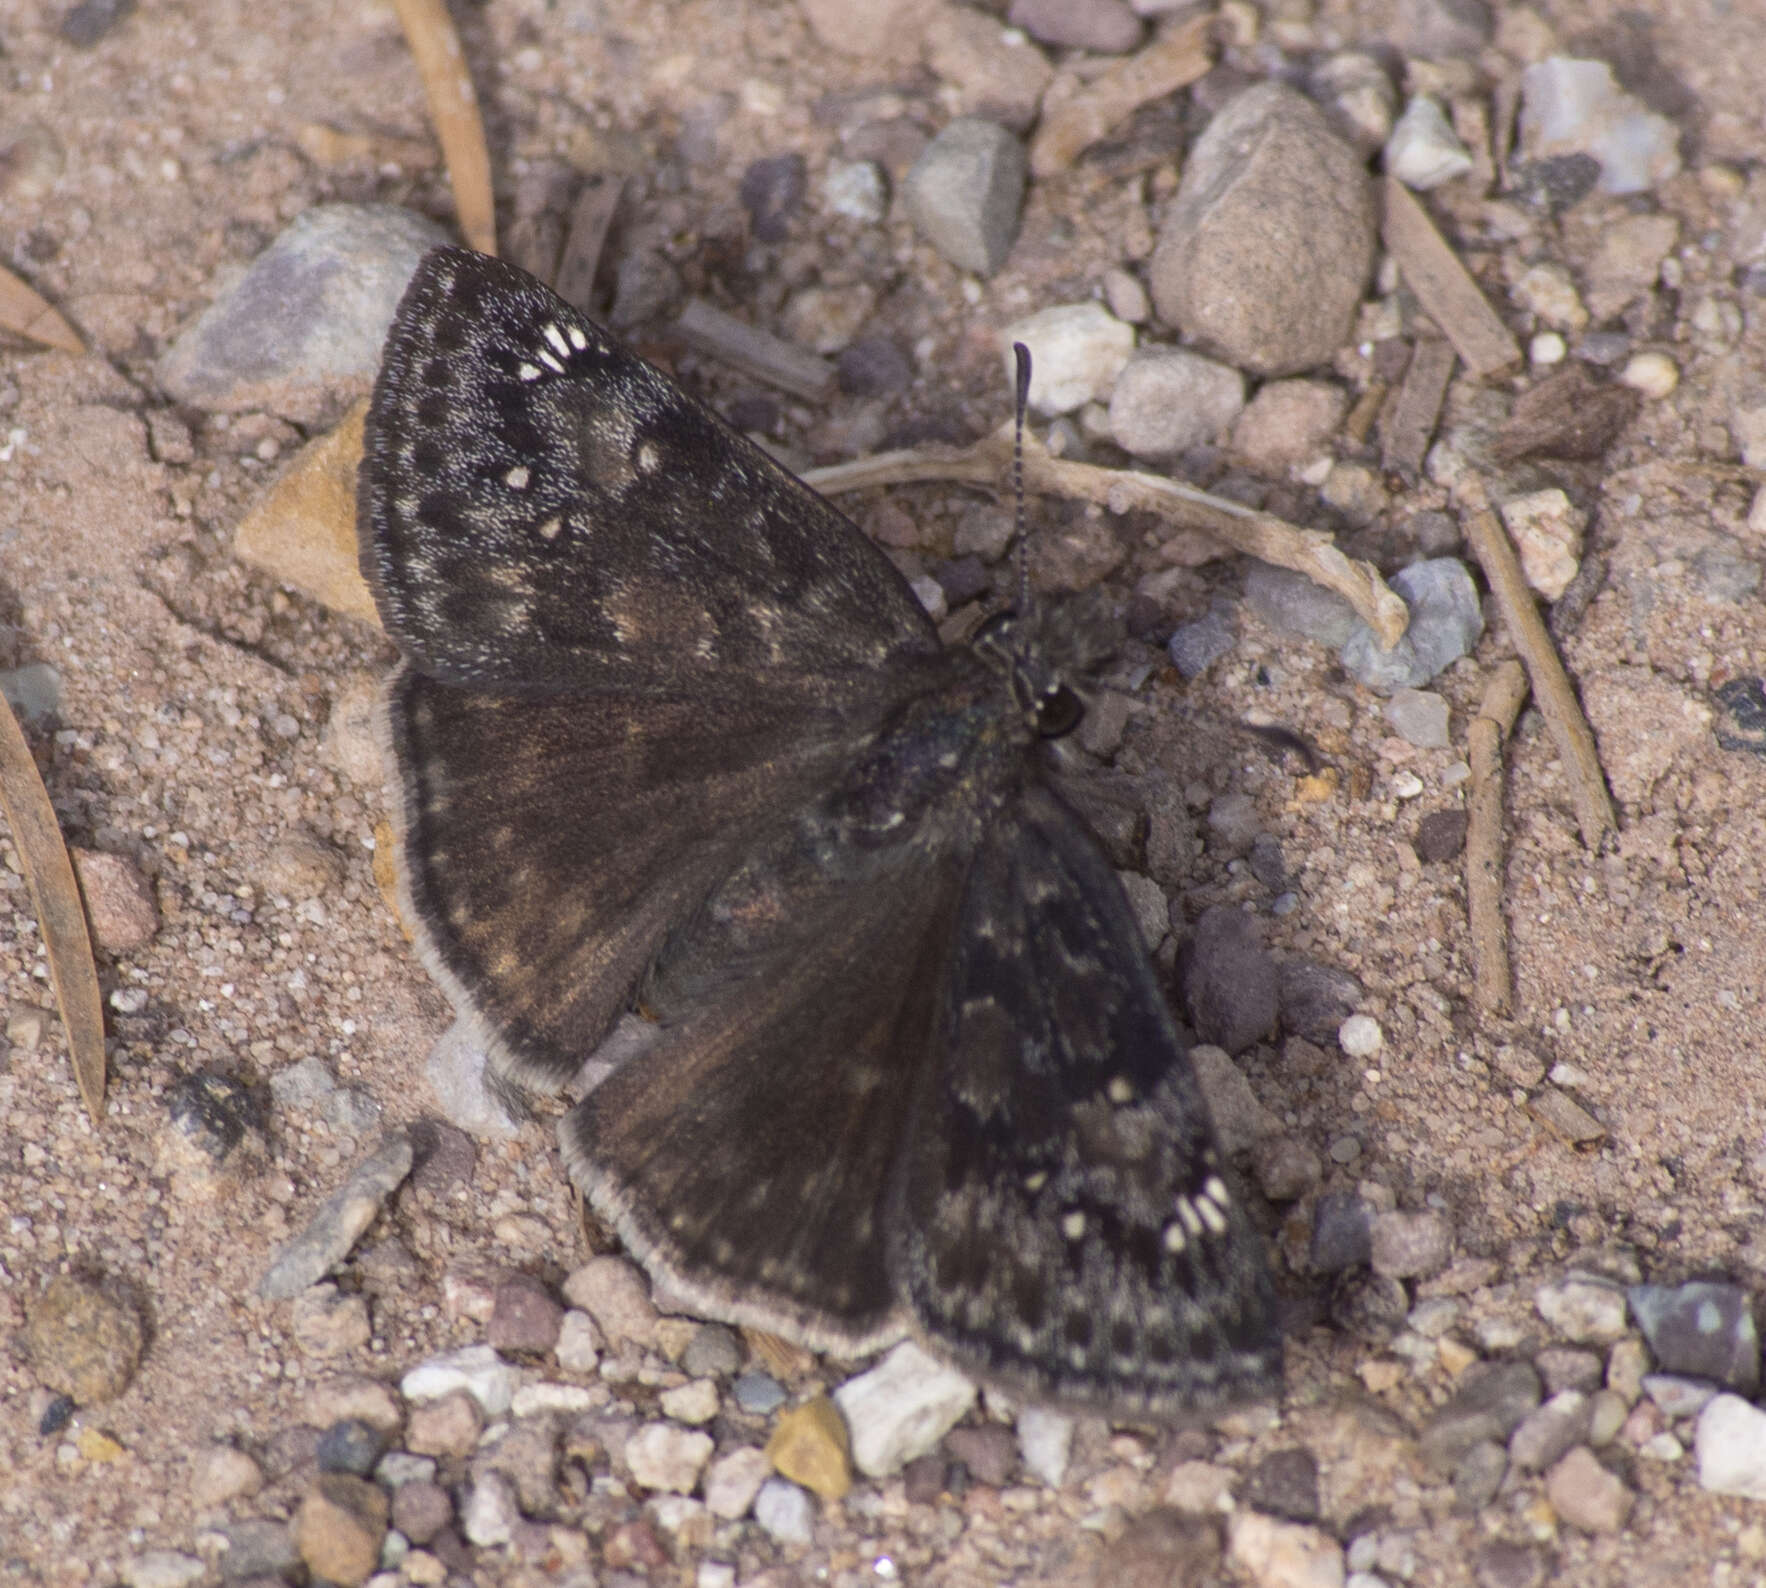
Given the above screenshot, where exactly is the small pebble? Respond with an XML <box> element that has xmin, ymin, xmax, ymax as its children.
<box><xmin>1369</xmin><ymin>1210</ymin><xmax>1451</xmax><ymax>1280</ymax></box>
<box><xmin>288</xmin><ymin>1283</ymin><xmax>372</xmax><ymax>1358</ymax></box>
<box><xmin>902</xmin><ymin>118</ymin><xmax>1027</xmax><ymax>278</ymax></box>
<box><xmin>833</xmin><ymin>1342</ymin><xmax>976</xmax><ymax>1478</ymax></box>
<box><xmin>624</xmin><ymin>1422</ymin><xmax>714</xmax><ymax>1494</ymax></box>
<box><xmin>258</xmin><ymin>1133</ymin><xmax>415</xmax><ymax>1301</ymax></box>
<box><xmin>822</xmin><ymin>159</ymin><xmax>888</xmax><ymax>224</ymax></box>
<box><xmin>1420</xmin><ymin>1362</ymin><xmax>1544</xmax><ymax>1474</ymax></box>
<box><xmin>460</xmin><ymin>1470</ymin><xmax>520</xmax><ymax>1548</ymax></box>
<box><xmin>1509</xmin><ymin>1391</ymin><xmax>1593</xmax><ymax>1472</ymax></box>
<box><xmin>70</xmin><ymin>848</ymin><xmax>159</xmax><ymax>951</ymax></box>
<box><xmin>1339</xmin><ymin>1014</ymin><xmax>1384</xmax><ymax>1058</ymax></box>
<box><xmin>390</xmin><ymin>1480</ymin><xmax>452</xmax><ymax>1546</ymax></box>
<box><xmin>554</xmin><ymin>1309</ymin><xmax>602</xmax><ymax>1374</ymax></box>
<box><xmin>1002</xmin><ymin>301</ymin><xmax>1135</xmax><ymax>417</ymax></box>
<box><xmin>1339</xmin><ymin>558</ymin><xmax>1483</xmax><ymax>692</ymax></box>
<box><xmin>1167</xmin><ymin>607</ymin><xmax>1237</xmax><ymax>679</ymax></box>
<box><xmin>1016</xmin><ymin>1404</ymin><xmax>1073</xmax><ymax>1487</ymax></box>
<box><xmin>488</xmin><ymin>1273</ymin><xmax>564</xmax><ymax>1354</ymax></box>
<box><xmin>191</xmin><ymin>1444</ymin><xmax>264</xmax><ymax>1508</ymax></box>
<box><xmin>1545</xmin><ymin>1445</ymin><xmax>1631</xmax><ymax>1533</ymax></box>
<box><xmin>753</xmin><ymin>1477</ymin><xmax>816</xmax><ymax>1547</ymax></box>
<box><xmin>1310</xmin><ymin>1191</ymin><xmax>1374</xmax><ymax>1274</ymax></box>
<box><xmin>1226</xmin><ymin>1512</ymin><xmax>1346</xmax><ymax>1588</ymax></box>
<box><xmin>659</xmin><ymin>1378</ymin><xmax>721</xmax><ymax>1426</ymax></box>
<box><xmin>733</xmin><ymin>1371</ymin><xmax>787</xmax><ymax>1415</ymax></box>
<box><xmin>1414</xmin><ymin>810</ymin><xmax>1468</xmax><ymax>863</ymax></box>
<box><xmin>26</xmin><ymin>1273</ymin><xmax>145</xmax><ymax>1405</ymax></box>
<box><xmin>401</xmin><ymin>1343</ymin><xmax>515</xmax><ymax>1418</ymax></box>
<box><xmin>316</xmin><ymin>1418</ymin><xmax>388</xmax><ymax>1476</ymax></box>
<box><xmin>1536</xmin><ymin>1274</ymin><xmax>1629</xmax><ymax>1344</ymax></box>
<box><xmin>738</xmin><ymin>152</ymin><xmax>807</xmax><ymax>244</ymax></box>
<box><xmin>1384</xmin><ymin>689</ymin><xmax>1450</xmax><ymax>749</ymax></box>
<box><xmin>766</xmin><ymin>1396</ymin><xmax>853</xmax><ymax>1501</ymax></box>
<box><xmin>1697</xmin><ymin>1394</ymin><xmax>1766</xmax><ymax>1498</ymax></box>
<box><xmin>1628</xmin><ymin>1280</ymin><xmax>1760</xmax><ymax>1392</ymax></box>
<box><xmin>704</xmin><ymin>1446</ymin><xmax>772</xmax><ymax>1519</ymax></box>
<box><xmin>1385</xmin><ymin>95</ymin><xmax>1473</xmax><ymax>189</ymax></box>
<box><xmin>294</xmin><ymin>1473</ymin><xmax>390</xmax><ymax>1588</ymax></box>
<box><xmin>563</xmin><ymin>1256</ymin><xmax>659</xmax><ymax>1351</ymax></box>
<box><xmin>1620</xmin><ymin>351</ymin><xmax>1678</xmax><ymax>398</ymax></box>
<box><xmin>1178</xmin><ymin>906</ymin><xmax>1278</xmax><ymax>1056</ymax></box>
<box><xmin>406</xmin><ymin>1389</ymin><xmax>484</xmax><ymax>1458</ymax></box>
<box><xmin>118</xmin><ymin>1554</ymin><xmax>203</xmax><ymax>1588</ymax></box>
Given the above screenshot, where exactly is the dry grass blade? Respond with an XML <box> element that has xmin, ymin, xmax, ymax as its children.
<box><xmin>393</xmin><ymin>0</ymin><xmax>496</xmax><ymax>256</ymax></box>
<box><xmin>0</xmin><ymin>262</ymin><xmax>85</xmax><ymax>355</ymax></box>
<box><xmin>1455</xmin><ymin>472</ymin><xmax>1616</xmax><ymax>850</ymax></box>
<box><xmin>0</xmin><ymin>697</ymin><xmax>106</xmax><ymax>1121</ymax></box>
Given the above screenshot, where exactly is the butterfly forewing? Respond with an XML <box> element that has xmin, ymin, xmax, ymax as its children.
<box><xmin>360</xmin><ymin>246</ymin><xmax>1282</xmax><ymax>1418</ymax></box>
<box><xmin>360</xmin><ymin>248</ymin><xmax>939</xmax><ymax>691</ymax></box>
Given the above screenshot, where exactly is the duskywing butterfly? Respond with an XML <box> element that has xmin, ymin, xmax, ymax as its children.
<box><xmin>359</xmin><ymin>247</ymin><xmax>1280</xmax><ymax>1416</ymax></box>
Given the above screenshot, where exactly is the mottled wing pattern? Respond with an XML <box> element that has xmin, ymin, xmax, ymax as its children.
<box><xmin>382</xmin><ymin>667</ymin><xmax>913</xmax><ymax>1092</ymax></box>
<box><xmin>359</xmin><ymin>247</ymin><xmax>938</xmax><ymax>692</ymax></box>
<box><xmin>893</xmin><ymin>785</ymin><xmax>1282</xmax><ymax>1415</ymax></box>
<box><xmin>560</xmin><ymin>814</ymin><xmax>968</xmax><ymax>1351</ymax></box>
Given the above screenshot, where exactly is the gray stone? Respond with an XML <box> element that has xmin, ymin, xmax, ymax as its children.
<box><xmin>682</xmin><ymin>1323</ymin><xmax>743</xmax><ymax>1379</ymax></box>
<box><xmin>1107</xmin><ymin>346</ymin><xmax>1245</xmax><ymax>460</ymax></box>
<box><xmin>1518</xmin><ymin>57</ymin><xmax>1681</xmax><ymax>197</ymax></box>
<box><xmin>1383</xmin><ymin>689</ymin><xmax>1451</xmax><ymax>749</ymax></box>
<box><xmin>1384</xmin><ymin>96</ymin><xmax>1473</xmax><ymax>190</ymax></box>
<box><xmin>1420</xmin><ymin>1361</ymin><xmax>1544</xmax><ymax>1473</ymax></box>
<box><xmin>1340</xmin><ymin>558</ymin><xmax>1483</xmax><ymax>693</ymax></box>
<box><xmin>1177</xmin><ymin>905</ymin><xmax>1277</xmax><ymax>1055</ymax></box>
<box><xmin>753</xmin><ymin>1478</ymin><xmax>816</xmax><ymax>1546</ymax></box>
<box><xmin>0</xmin><ymin>662</ymin><xmax>62</xmax><ymax>720</ymax></box>
<box><xmin>1150</xmin><ymin>83</ymin><xmax>1375</xmax><ymax>376</ymax></box>
<box><xmin>1310</xmin><ymin>1192</ymin><xmax>1373</xmax><ymax>1274</ymax></box>
<box><xmin>1508</xmin><ymin>1390</ymin><xmax>1593</xmax><ymax>1471</ymax></box>
<box><xmin>1244</xmin><ymin>562</ymin><xmax>1359</xmax><ymax>648</ymax></box>
<box><xmin>732</xmin><ymin>1371</ymin><xmax>787</xmax><ymax>1415</ymax></box>
<box><xmin>1008</xmin><ymin>0</ymin><xmax>1141</xmax><ymax>52</ymax></box>
<box><xmin>1016</xmin><ymin>1404</ymin><xmax>1073</xmax><ymax>1487</ymax></box>
<box><xmin>424</xmin><ymin>1017</ymin><xmax>520</xmax><ymax>1137</ymax></box>
<box><xmin>1167</xmin><ymin>605</ymin><xmax>1237</xmax><ymax>678</ymax></box>
<box><xmin>1642</xmin><ymin>1374</ymin><xmax>1718</xmax><ymax>1419</ymax></box>
<box><xmin>119</xmin><ymin>1553</ymin><xmax>204</xmax><ymax>1588</ymax></box>
<box><xmin>1189</xmin><ymin>1044</ymin><xmax>1279</xmax><ymax>1154</ymax></box>
<box><xmin>1627</xmin><ymin>1281</ymin><xmax>1760</xmax><ymax>1393</ymax></box>
<box><xmin>1453</xmin><ymin>1440</ymin><xmax>1508</xmax><ymax>1511</ymax></box>
<box><xmin>1369</xmin><ymin>1210</ymin><xmax>1452</xmax><ymax>1280</ymax></box>
<box><xmin>258</xmin><ymin>1133</ymin><xmax>415</xmax><ymax>1300</ymax></box>
<box><xmin>902</xmin><ymin>118</ymin><xmax>1027</xmax><ymax>277</ymax></box>
<box><xmin>624</xmin><ymin>1422</ymin><xmax>714</xmax><ymax>1494</ymax></box>
<box><xmin>157</xmin><ymin>204</ymin><xmax>450</xmax><ymax>422</ymax></box>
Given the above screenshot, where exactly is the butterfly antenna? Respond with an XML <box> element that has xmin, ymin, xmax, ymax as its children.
<box><xmin>1011</xmin><ymin>342</ymin><xmax>1033</xmax><ymax>616</ymax></box>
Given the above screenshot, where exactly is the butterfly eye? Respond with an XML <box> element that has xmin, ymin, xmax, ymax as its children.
<box><xmin>1035</xmin><ymin>682</ymin><xmax>1083</xmax><ymax>738</ymax></box>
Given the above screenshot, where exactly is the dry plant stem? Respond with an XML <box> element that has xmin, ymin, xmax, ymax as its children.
<box><xmin>676</xmin><ymin>298</ymin><xmax>833</xmax><ymax>401</ymax></box>
<box><xmin>805</xmin><ymin>431</ymin><xmax>1411</xmax><ymax>649</ymax></box>
<box><xmin>1466</xmin><ymin>660</ymin><xmax>1529</xmax><ymax>1017</ymax></box>
<box><xmin>393</xmin><ymin>0</ymin><xmax>497</xmax><ymax>256</ymax></box>
<box><xmin>1380</xmin><ymin>175</ymin><xmax>1519</xmax><ymax>378</ymax></box>
<box><xmin>0</xmin><ymin>698</ymin><xmax>106</xmax><ymax>1121</ymax></box>
<box><xmin>1456</xmin><ymin>475</ymin><xmax>1617</xmax><ymax>850</ymax></box>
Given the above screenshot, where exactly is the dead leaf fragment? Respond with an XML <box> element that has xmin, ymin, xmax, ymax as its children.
<box><xmin>0</xmin><ymin>261</ymin><xmax>84</xmax><ymax>355</ymax></box>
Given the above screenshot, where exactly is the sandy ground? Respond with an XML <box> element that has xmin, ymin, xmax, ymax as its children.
<box><xmin>6</xmin><ymin>0</ymin><xmax>1766</xmax><ymax>1583</ymax></box>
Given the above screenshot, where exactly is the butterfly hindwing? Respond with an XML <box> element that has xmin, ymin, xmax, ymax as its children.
<box><xmin>892</xmin><ymin>784</ymin><xmax>1283</xmax><ymax>1415</ymax></box>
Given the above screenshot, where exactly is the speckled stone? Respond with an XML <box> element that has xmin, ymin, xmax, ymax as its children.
<box><xmin>26</xmin><ymin>1273</ymin><xmax>145</xmax><ymax>1405</ymax></box>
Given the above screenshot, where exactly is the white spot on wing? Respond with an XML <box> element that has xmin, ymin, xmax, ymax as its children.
<box><xmin>503</xmin><ymin>465</ymin><xmax>530</xmax><ymax>489</ymax></box>
<box><xmin>536</xmin><ymin>517</ymin><xmax>563</xmax><ymax>541</ymax></box>
<box><xmin>567</xmin><ymin>324</ymin><xmax>588</xmax><ymax>350</ymax></box>
<box><xmin>517</xmin><ymin>362</ymin><xmax>542</xmax><ymax>381</ymax></box>
<box><xmin>1061</xmin><ymin>1210</ymin><xmax>1086</xmax><ymax>1241</ymax></box>
<box><xmin>635</xmin><ymin>441</ymin><xmax>663</xmax><ymax>474</ymax></box>
<box><xmin>1162</xmin><ymin>1221</ymin><xmax>1187</xmax><ymax>1253</ymax></box>
<box><xmin>542</xmin><ymin>321</ymin><xmax>571</xmax><ymax>357</ymax></box>
<box><xmin>537</xmin><ymin>349</ymin><xmax>565</xmax><ymax>373</ymax></box>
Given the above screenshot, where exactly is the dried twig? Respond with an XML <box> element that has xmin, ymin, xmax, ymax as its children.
<box><xmin>1381</xmin><ymin>175</ymin><xmax>1519</xmax><ymax>378</ymax></box>
<box><xmin>1455</xmin><ymin>473</ymin><xmax>1616</xmax><ymax>849</ymax></box>
<box><xmin>0</xmin><ymin>697</ymin><xmax>106</xmax><ymax>1121</ymax></box>
<box><xmin>1466</xmin><ymin>659</ymin><xmax>1528</xmax><ymax>1016</ymax></box>
<box><xmin>0</xmin><ymin>262</ymin><xmax>84</xmax><ymax>354</ymax></box>
<box><xmin>674</xmin><ymin>299</ymin><xmax>833</xmax><ymax>402</ymax></box>
<box><xmin>1030</xmin><ymin>15</ymin><xmax>1212</xmax><ymax>176</ymax></box>
<box><xmin>806</xmin><ymin>428</ymin><xmax>1410</xmax><ymax>648</ymax></box>
<box><xmin>1381</xmin><ymin>336</ymin><xmax>1456</xmax><ymax>476</ymax></box>
<box><xmin>554</xmin><ymin>174</ymin><xmax>624</xmax><ymax>313</ymax></box>
<box><xmin>392</xmin><ymin>0</ymin><xmax>496</xmax><ymax>255</ymax></box>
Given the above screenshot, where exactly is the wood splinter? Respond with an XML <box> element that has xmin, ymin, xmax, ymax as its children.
<box><xmin>1466</xmin><ymin>660</ymin><xmax>1529</xmax><ymax>1017</ymax></box>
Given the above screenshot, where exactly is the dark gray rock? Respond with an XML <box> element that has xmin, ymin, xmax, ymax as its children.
<box><xmin>1177</xmin><ymin>905</ymin><xmax>1278</xmax><ymax>1054</ymax></box>
<box><xmin>902</xmin><ymin>118</ymin><xmax>1027</xmax><ymax>277</ymax></box>
<box><xmin>1310</xmin><ymin>1192</ymin><xmax>1373</xmax><ymax>1274</ymax></box>
<box><xmin>1421</xmin><ymin>1362</ymin><xmax>1544</xmax><ymax>1474</ymax></box>
<box><xmin>1340</xmin><ymin>558</ymin><xmax>1484</xmax><ymax>693</ymax></box>
<box><xmin>1628</xmin><ymin>1281</ymin><xmax>1760</xmax><ymax>1392</ymax></box>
